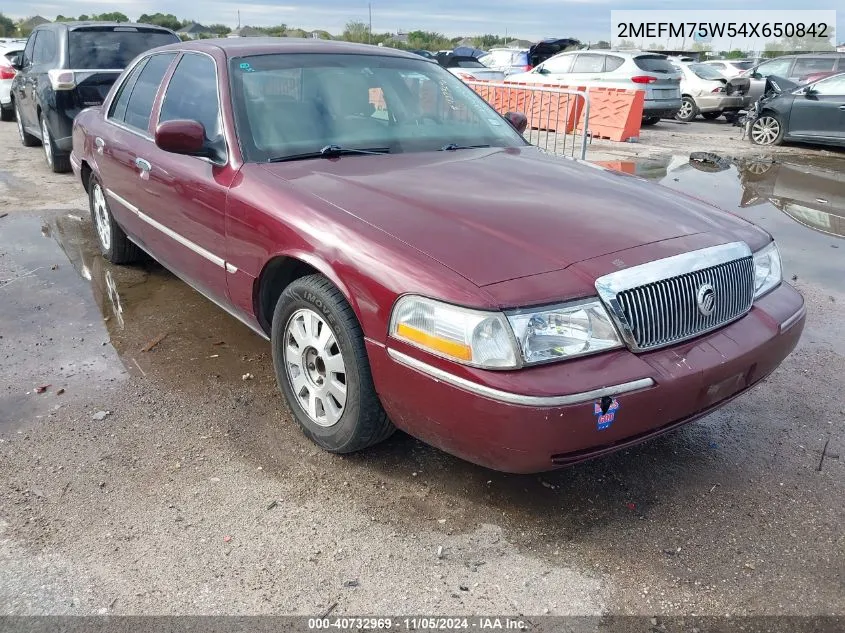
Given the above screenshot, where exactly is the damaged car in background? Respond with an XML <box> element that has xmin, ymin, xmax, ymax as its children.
<box><xmin>71</xmin><ymin>39</ymin><xmax>805</xmax><ymax>473</ymax></box>
<box><xmin>744</xmin><ymin>73</ymin><xmax>845</xmax><ymax>147</ymax></box>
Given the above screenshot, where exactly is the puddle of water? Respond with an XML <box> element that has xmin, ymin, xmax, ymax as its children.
<box><xmin>594</xmin><ymin>154</ymin><xmax>845</xmax><ymax>294</ymax></box>
<box><xmin>0</xmin><ymin>212</ymin><xmax>271</xmax><ymax>429</ymax></box>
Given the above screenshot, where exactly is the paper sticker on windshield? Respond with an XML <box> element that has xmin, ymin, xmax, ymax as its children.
<box><xmin>239</xmin><ymin>62</ymin><xmax>255</xmax><ymax>72</ymax></box>
<box><xmin>594</xmin><ymin>397</ymin><xmax>619</xmax><ymax>431</ymax></box>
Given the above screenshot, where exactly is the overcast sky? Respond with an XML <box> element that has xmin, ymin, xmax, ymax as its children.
<box><xmin>9</xmin><ymin>0</ymin><xmax>845</xmax><ymax>44</ymax></box>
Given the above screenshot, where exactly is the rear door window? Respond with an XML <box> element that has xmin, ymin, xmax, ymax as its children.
<box><xmin>109</xmin><ymin>59</ymin><xmax>148</xmax><ymax>122</ymax></box>
<box><xmin>571</xmin><ymin>54</ymin><xmax>606</xmax><ymax>73</ymax></box>
<box><xmin>68</xmin><ymin>27</ymin><xmax>179</xmax><ymax>69</ymax></box>
<box><xmin>792</xmin><ymin>56</ymin><xmax>836</xmax><ymax>76</ymax></box>
<box><xmin>633</xmin><ymin>56</ymin><xmax>676</xmax><ymax>74</ymax></box>
<box><xmin>117</xmin><ymin>53</ymin><xmax>176</xmax><ymax>133</ymax></box>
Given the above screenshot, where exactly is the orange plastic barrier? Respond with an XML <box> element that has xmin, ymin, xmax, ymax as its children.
<box><xmin>470</xmin><ymin>82</ymin><xmax>585</xmax><ymax>133</ymax></box>
<box><xmin>581</xmin><ymin>87</ymin><xmax>644</xmax><ymax>142</ymax></box>
<box><xmin>591</xmin><ymin>160</ymin><xmax>637</xmax><ymax>174</ymax></box>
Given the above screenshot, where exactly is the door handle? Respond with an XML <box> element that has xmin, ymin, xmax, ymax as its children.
<box><xmin>94</xmin><ymin>137</ymin><xmax>105</xmax><ymax>154</ymax></box>
<box><xmin>839</xmin><ymin>105</ymin><xmax>845</xmax><ymax>110</ymax></box>
<box><xmin>135</xmin><ymin>157</ymin><xmax>152</xmax><ymax>172</ymax></box>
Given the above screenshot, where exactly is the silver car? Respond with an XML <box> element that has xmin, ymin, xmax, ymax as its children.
<box><xmin>506</xmin><ymin>50</ymin><xmax>682</xmax><ymax>124</ymax></box>
<box><xmin>699</xmin><ymin>59</ymin><xmax>755</xmax><ymax>78</ymax></box>
<box><xmin>673</xmin><ymin>62</ymin><xmax>746</xmax><ymax>122</ymax></box>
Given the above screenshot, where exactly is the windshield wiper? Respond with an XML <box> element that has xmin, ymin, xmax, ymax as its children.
<box><xmin>439</xmin><ymin>143</ymin><xmax>491</xmax><ymax>151</ymax></box>
<box><xmin>267</xmin><ymin>145</ymin><xmax>390</xmax><ymax>163</ymax></box>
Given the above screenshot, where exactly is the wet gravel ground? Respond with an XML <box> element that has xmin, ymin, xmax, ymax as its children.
<box><xmin>0</xmin><ymin>122</ymin><xmax>843</xmax><ymax>617</ymax></box>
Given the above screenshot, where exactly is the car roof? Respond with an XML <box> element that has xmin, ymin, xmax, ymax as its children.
<box><xmin>147</xmin><ymin>37</ymin><xmax>427</xmax><ymax>61</ymax></box>
<box><xmin>35</xmin><ymin>21</ymin><xmax>176</xmax><ymax>32</ymax></box>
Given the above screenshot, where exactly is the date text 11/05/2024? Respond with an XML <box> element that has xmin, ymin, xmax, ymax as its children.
<box><xmin>308</xmin><ymin>617</ymin><xmax>528</xmax><ymax>630</ymax></box>
<box><xmin>617</xmin><ymin>21</ymin><xmax>830</xmax><ymax>39</ymax></box>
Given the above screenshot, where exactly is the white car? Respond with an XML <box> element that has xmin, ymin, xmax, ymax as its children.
<box><xmin>0</xmin><ymin>42</ymin><xmax>25</xmax><ymax>122</ymax></box>
<box><xmin>507</xmin><ymin>50</ymin><xmax>682</xmax><ymax>124</ymax></box>
<box><xmin>699</xmin><ymin>59</ymin><xmax>756</xmax><ymax>78</ymax></box>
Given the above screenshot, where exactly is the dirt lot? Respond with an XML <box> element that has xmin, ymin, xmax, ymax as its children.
<box><xmin>0</xmin><ymin>120</ymin><xmax>843</xmax><ymax>618</ymax></box>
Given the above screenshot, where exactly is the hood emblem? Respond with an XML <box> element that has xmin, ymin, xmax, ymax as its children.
<box><xmin>696</xmin><ymin>283</ymin><xmax>715</xmax><ymax>317</ymax></box>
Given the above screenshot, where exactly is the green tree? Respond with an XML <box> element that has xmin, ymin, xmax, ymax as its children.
<box><xmin>207</xmin><ymin>23</ymin><xmax>231</xmax><ymax>36</ymax></box>
<box><xmin>137</xmin><ymin>13</ymin><xmax>183</xmax><ymax>31</ymax></box>
<box><xmin>647</xmin><ymin>41</ymin><xmax>665</xmax><ymax>50</ymax></box>
<box><xmin>691</xmin><ymin>42</ymin><xmax>712</xmax><ymax>53</ymax></box>
<box><xmin>593</xmin><ymin>40</ymin><xmax>611</xmax><ymax>49</ymax></box>
<box><xmin>342</xmin><ymin>20</ymin><xmax>370</xmax><ymax>43</ymax></box>
<box><xmin>77</xmin><ymin>15</ymin><xmax>89</xmax><ymax>21</ymax></box>
<box><xmin>725</xmin><ymin>49</ymin><xmax>748</xmax><ymax>59</ymax></box>
<box><xmin>92</xmin><ymin>12</ymin><xmax>128</xmax><ymax>22</ymax></box>
<box><xmin>54</xmin><ymin>14</ymin><xmax>73</xmax><ymax>22</ymax></box>
<box><xmin>472</xmin><ymin>34</ymin><xmax>508</xmax><ymax>49</ymax></box>
<box><xmin>763</xmin><ymin>34</ymin><xmax>833</xmax><ymax>57</ymax></box>
<box><xmin>0</xmin><ymin>12</ymin><xmax>16</xmax><ymax>36</ymax></box>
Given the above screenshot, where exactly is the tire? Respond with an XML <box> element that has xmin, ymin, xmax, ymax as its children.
<box><xmin>271</xmin><ymin>274</ymin><xmax>394</xmax><ymax>454</ymax></box>
<box><xmin>674</xmin><ymin>96</ymin><xmax>698</xmax><ymax>122</ymax></box>
<box><xmin>749</xmin><ymin>113</ymin><xmax>785</xmax><ymax>146</ymax></box>
<box><xmin>641</xmin><ymin>116</ymin><xmax>661</xmax><ymax>126</ymax></box>
<box><xmin>0</xmin><ymin>104</ymin><xmax>14</xmax><ymax>122</ymax></box>
<box><xmin>88</xmin><ymin>174</ymin><xmax>142</xmax><ymax>264</ymax></box>
<box><xmin>15</xmin><ymin>102</ymin><xmax>39</xmax><ymax>147</ymax></box>
<box><xmin>40</xmin><ymin>113</ymin><xmax>71</xmax><ymax>173</ymax></box>
<box><xmin>701</xmin><ymin>112</ymin><xmax>722</xmax><ymax>120</ymax></box>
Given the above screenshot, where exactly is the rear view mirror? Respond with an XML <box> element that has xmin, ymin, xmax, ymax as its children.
<box><xmin>154</xmin><ymin>119</ymin><xmax>206</xmax><ymax>155</ymax></box>
<box><xmin>504</xmin><ymin>111</ymin><xmax>528</xmax><ymax>134</ymax></box>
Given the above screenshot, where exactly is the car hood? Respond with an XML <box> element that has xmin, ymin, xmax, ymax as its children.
<box><xmin>260</xmin><ymin>147</ymin><xmax>767</xmax><ymax>286</ymax></box>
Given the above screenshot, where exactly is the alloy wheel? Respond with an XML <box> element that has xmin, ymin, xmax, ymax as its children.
<box><xmin>283</xmin><ymin>308</ymin><xmax>348</xmax><ymax>428</ymax></box>
<box><xmin>92</xmin><ymin>183</ymin><xmax>112</xmax><ymax>251</ymax></box>
<box><xmin>677</xmin><ymin>99</ymin><xmax>694</xmax><ymax>120</ymax></box>
<box><xmin>41</xmin><ymin>117</ymin><xmax>53</xmax><ymax>166</ymax></box>
<box><xmin>751</xmin><ymin>116</ymin><xmax>780</xmax><ymax>145</ymax></box>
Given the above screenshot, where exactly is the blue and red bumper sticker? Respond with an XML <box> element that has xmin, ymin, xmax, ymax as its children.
<box><xmin>594</xmin><ymin>397</ymin><xmax>619</xmax><ymax>431</ymax></box>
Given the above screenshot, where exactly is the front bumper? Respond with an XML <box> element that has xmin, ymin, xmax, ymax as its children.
<box><xmin>369</xmin><ymin>283</ymin><xmax>805</xmax><ymax>473</ymax></box>
<box><xmin>696</xmin><ymin>95</ymin><xmax>745</xmax><ymax>113</ymax></box>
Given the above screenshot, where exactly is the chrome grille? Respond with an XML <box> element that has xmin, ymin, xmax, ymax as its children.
<box><xmin>616</xmin><ymin>257</ymin><xmax>754</xmax><ymax>350</ymax></box>
<box><xmin>594</xmin><ymin>242</ymin><xmax>756</xmax><ymax>353</ymax></box>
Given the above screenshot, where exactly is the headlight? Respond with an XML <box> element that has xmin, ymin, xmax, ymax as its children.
<box><xmin>506</xmin><ymin>299</ymin><xmax>623</xmax><ymax>365</ymax></box>
<box><xmin>390</xmin><ymin>296</ymin><xmax>519</xmax><ymax>369</ymax></box>
<box><xmin>753</xmin><ymin>241</ymin><xmax>782</xmax><ymax>299</ymax></box>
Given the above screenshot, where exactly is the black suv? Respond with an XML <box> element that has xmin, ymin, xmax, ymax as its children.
<box><xmin>10</xmin><ymin>22</ymin><xmax>179</xmax><ymax>172</ymax></box>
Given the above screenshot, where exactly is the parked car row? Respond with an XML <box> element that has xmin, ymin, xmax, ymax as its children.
<box><xmin>7</xmin><ymin>21</ymin><xmax>180</xmax><ymax>172</ymax></box>
<box><xmin>2</xmin><ymin>32</ymin><xmax>807</xmax><ymax>472</ymax></box>
<box><xmin>0</xmin><ymin>39</ymin><xmax>26</xmax><ymax>121</ymax></box>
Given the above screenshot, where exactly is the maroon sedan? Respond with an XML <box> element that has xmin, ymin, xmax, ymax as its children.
<box><xmin>70</xmin><ymin>39</ymin><xmax>806</xmax><ymax>473</ymax></box>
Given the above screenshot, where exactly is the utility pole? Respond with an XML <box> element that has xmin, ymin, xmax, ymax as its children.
<box><xmin>237</xmin><ymin>10</ymin><xmax>240</xmax><ymax>29</ymax></box>
<box><xmin>368</xmin><ymin>3</ymin><xmax>372</xmax><ymax>44</ymax></box>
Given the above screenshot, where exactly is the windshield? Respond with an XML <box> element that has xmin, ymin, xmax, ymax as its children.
<box><xmin>229</xmin><ymin>53</ymin><xmax>526</xmax><ymax>162</ymax></box>
<box><xmin>732</xmin><ymin>61</ymin><xmax>754</xmax><ymax>70</ymax></box>
<box><xmin>690</xmin><ymin>63</ymin><xmax>726</xmax><ymax>80</ymax></box>
<box><xmin>68</xmin><ymin>28</ymin><xmax>180</xmax><ymax>69</ymax></box>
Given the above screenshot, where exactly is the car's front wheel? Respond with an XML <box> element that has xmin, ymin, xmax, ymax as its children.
<box><xmin>750</xmin><ymin>113</ymin><xmax>785</xmax><ymax>146</ymax></box>
<box><xmin>271</xmin><ymin>274</ymin><xmax>394</xmax><ymax>453</ymax></box>
<box><xmin>40</xmin><ymin>114</ymin><xmax>71</xmax><ymax>173</ymax></box>
<box><xmin>88</xmin><ymin>174</ymin><xmax>142</xmax><ymax>264</ymax></box>
<box><xmin>675</xmin><ymin>96</ymin><xmax>698</xmax><ymax>122</ymax></box>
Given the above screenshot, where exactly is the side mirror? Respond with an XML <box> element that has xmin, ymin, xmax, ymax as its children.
<box><xmin>504</xmin><ymin>111</ymin><xmax>528</xmax><ymax>134</ymax></box>
<box><xmin>9</xmin><ymin>53</ymin><xmax>22</xmax><ymax>70</ymax></box>
<box><xmin>802</xmin><ymin>86</ymin><xmax>817</xmax><ymax>96</ymax></box>
<box><xmin>751</xmin><ymin>72</ymin><xmax>762</xmax><ymax>80</ymax></box>
<box><xmin>536</xmin><ymin>66</ymin><xmax>549</xmax><ymax>75</ymax></box>
<box><xmin>154</xmin><ymin>119</ymin><xmax>206</xmax><ymax>155</ymax></box>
